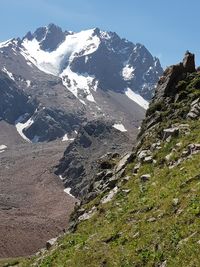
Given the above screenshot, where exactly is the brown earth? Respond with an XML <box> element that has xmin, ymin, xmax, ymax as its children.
<box><xmin>0</xmin><ymin>121</ymin><xmax>76</xmax><ymax>258</ymax></box>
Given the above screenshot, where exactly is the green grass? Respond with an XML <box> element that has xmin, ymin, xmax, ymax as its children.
<box><xmin>19</xmin><ymin>119</ymin><xmax>200</xmax><ymax>267</ymax></box>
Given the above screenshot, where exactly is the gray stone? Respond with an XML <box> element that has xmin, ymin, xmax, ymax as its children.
<box><xmin>140</xmin><ymin>174</ymin><xmax>151</xmax><ymax>182</ymax></box>
<box><xmin>143</xmin><ymin>155</ymin><xmax>153</xmax><ymax>163</ymax></box>
<box><xmin>137</xmin><ymin>149</ymin><xmax>152</xmax><ymax>162</ymax></box>
<box><xmin>188</xmin><ymin>143</ymin><xmax>200</xmax><ymax>154</ymax></box>
<box><xmin>159</xmin><ymin>260</ymin><xmax>167</xmax><ymax>267</ymax></box>
<box><xmin>163</xmin><ymin>127</ymin><xmax>179</xmax><ymax>140</ymax></box>
<box><xmin>147</xmin><ymin>217</ymin><xmax>156</xmax><ymax>222</ymax></box>
<box><xmin>46</xmin><ymin>237</ymin><xmax>58</xmax><ymax>250</ymax></box>
<box><xmin>133</xmin><ymin>163</ymin><xmax>141</xmax><ymax>173</ymax></box>
<box><xmin>122</xmin><ymin>189</ymin><xmax>131</xmax><ymax>194</ymax></box>
<box><xmin>172</xmin><ymin>198</ymin><xmax>179</xmax><ymax>206</ymax></box>
<box><xmin>165</xmin><ymin>152</ymin><xmax>173</xmax><ymax>162</ymax></box>
<box><xmin>122</xmin><ymin>176</ymin><xmax>131</xmax><ymax>182</ymax></box>
<box><xmin>182</xmin><ymin>150</ymin><xmax>190</xmax><ymax>157</ymax></box>
<box><xmin>115</xmin><ymin>153</ymin><xmax>133</xmax><ymax>173</ymax></box>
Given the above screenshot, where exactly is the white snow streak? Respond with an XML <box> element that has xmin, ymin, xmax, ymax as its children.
<box><xmin>0</xmin><ymin>145</ymin><xmax>7</xmax><ymax>153</ymax></box>
<box><xmin>2</xmin><ymin>67</ymin><xmax>15</xmax><ymax>81</ymax></box>
<box><xmin>113</xmin><ymin>123</ymin><xmax>127</xmax><ymax>132</ymax></box>
<box><xmin>125</xmin><ymin>88</ymin><xmax>149</xmax><ymax>110</ymax></box>
<box><xmin>15</xmin><ymin>115</ymin><xmax>34</xmax><ymax>142</ymax></box>
<box><xmin>64</xmin><ymin>187</ymin><xmax>75</xmax><ymax>198</ymax></box>
<box><xmin>62</xmin><ymin>133</ymin><xmax>74</xmax><ymax>142</ymax></box>
<box><xmin>61</xmin><ymin>67</ymin><xmax>96</xmax><ymax>103</ymax></box>
<box><xmin>26</xmin><ymin>80</ymin><xmax>31</xmax><ymax>87</ymax></box>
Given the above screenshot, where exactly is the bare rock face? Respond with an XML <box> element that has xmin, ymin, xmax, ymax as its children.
<box><xmin>55</xmin><ymin>120</ymin><xmax>131</xmax><ymax>199</ymax></box>
<box><xmin>139</xmin><ymin>52</ymin><xmax>197</xmax><ymax>137</ymax></box>
<box><xmin>155</xmin><ymin>51</ymin><xmax>196</xmax><ymax>101</ymax></box>
<box><xmin>183</xmin><ymin>51</ymin><xmax>196</xmax><ymax>73</ymax></box>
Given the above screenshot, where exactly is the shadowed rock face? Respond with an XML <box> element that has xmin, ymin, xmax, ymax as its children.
<box><xmin>55</xmin><ymin>120</ymin><xmax>131</xmax><ymax>198</ymax></box>
<box><xmin>0</xmin><ymin>71</ymin><xmax>36</xmax><ymax>123</ymax></box>
<box><xmin>24</xmin><ymin>23</ymin><xmax>67</xmax><ymax>52</ymax></box>
<box><xmin>154</xmin><ymin>51</ymin><xmax>196</xmax><ymax>100</ymax></box>
<box><xmin>139</xmin><ymin>51</ymin><xmax>197</xmax><ymax>138</ymax></box>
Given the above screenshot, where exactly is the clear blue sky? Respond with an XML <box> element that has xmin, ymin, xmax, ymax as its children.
<box><xmin>1</xmin><ymin>0</ymin><xmax>200</xmax><ymax>68</ymax></box>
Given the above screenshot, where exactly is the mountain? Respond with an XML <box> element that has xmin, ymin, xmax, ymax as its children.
<box><xmin>0</xmin><ymin>23</ymin><xmax>163</xmax><ymax>142</ymax></box>
<box><xmin>0</xmin><ymin>24</ymin><xmax>163</xmax><ymax>260</ymax></box>
<box><xmin>17</xmin><ymin>52</ymin><xmax>200</xmax><ymax>267</ymax></box>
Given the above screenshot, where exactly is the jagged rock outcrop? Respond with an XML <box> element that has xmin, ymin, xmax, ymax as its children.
<box><xmin>139</xmin><ymin>51</ymin><xmax>197</xmax><ymax>138</ymax></box>
<box><xmin>55</xmin><ymin>120</ymin><xmax>132</xmax><ymax>200</ymax></box>
<box><xmin>154</xmin><ymin>51</ymin><xmax>195</xmax><ymax>101</ymax></box>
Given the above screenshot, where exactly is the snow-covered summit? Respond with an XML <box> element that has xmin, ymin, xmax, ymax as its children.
<box><xmin>9</xmin><ymin>24</ymin><xmax>162</xmax><ymax>106</ymax></box>
<box><xmin>0</xmin><ymin>24</ymin><xmax>163</xmax><ymax>142</ymax></box>
<box><xmin>21</xmin><ymin>28</ymin><xmax>100</xmax><ymax>76</ymax></box>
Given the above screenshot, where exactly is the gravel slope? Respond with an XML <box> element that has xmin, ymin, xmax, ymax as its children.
<box><xmin>0</xmin><ymin>122</ymin><xmax>76</xmax><ymax>258</ymax></box>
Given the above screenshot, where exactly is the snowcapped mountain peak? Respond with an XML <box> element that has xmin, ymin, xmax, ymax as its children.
<box><xmin>0</xmin><ymin>24</ymin><xmax>163</xmax><ymax>143</ymax></box>
<box><xmin>21</xmin><ymin>28</ymin><xmax>100</xmax><ymax>76</ymax></box>
<box><xmin>23</xmin><ymin>23</ymin><xmax>67</xmax><ymax>52</ymax></box>
<box><xmin>13</xmin><ymin>24</ymin><xmax>163</xmax><ymax>105</ymax></box>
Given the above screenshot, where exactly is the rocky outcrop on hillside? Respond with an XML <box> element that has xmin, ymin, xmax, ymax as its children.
<box><xmin>55</xmin><ymin>120</ymin><xmax>132</xmax><ymax>200</ymax></box>
<box><xmin>139</xmin><ymin>51</ymin><xmax>197</xmax><ymax>139</ymax></box>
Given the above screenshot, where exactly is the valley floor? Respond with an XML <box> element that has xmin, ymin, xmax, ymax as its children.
<box><xmin>0</xmin><ymin>122</ymin><xmax>76</xmax><ymax>258</ymax></box>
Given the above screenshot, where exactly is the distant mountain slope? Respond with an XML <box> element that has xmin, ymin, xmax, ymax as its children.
<box><xmin>0</xmin><ymin>24</ymin><xmax>163</xmax><ymax>142</ymax></box>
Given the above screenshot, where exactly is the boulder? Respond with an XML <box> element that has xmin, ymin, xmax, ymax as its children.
<box><xmin>163</xmin><ymin>127</ymin><xmax>179</xmax><ymax>140</ymax></box>
<box><xmin>140</xmin><ymin>174</ymin><xmax>151</xmax><ymax>182</ymax></box>
<box><xmin>137</xmin><ymin>150</ymin><xmax>152</xmax><ymax>162</ymax></box>
<box><xmin>46</xmin><ymin>237</ymin><xmax>58</xmax><ymax>250</ymax></box>
<box><xmin>143</xmin><ymin>155</ymin><xmax>153</xmax><ymax>163</ymax></box>
<box><xmin>133</xmin><ymin>163</ymin><xmax>141</xmax><ymax>173</ymax></box>
<box><xmin>115</xmin><ymin>153</ymin><xmax>133</xmax><ymax>173</ymax></box>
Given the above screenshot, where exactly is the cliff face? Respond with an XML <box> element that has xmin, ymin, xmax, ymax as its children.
<box><xmin>19</xmin><ymin>53</ymin><xmax>200</xmax><ymax>267</ymax></box>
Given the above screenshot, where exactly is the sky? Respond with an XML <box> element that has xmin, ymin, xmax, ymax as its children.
<box><xmin>0</xmin><ymin>0</ymin><xmax>200</xmax><ymax>68</ymax></box>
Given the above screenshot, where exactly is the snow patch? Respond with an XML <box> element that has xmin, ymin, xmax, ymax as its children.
<box><xmin>15</xmin><ymin>115</ymin><xmax>34</xmax><ymax>142</ymax></box>
<box><xmin>86</xmin><ymin>93</ymin><xmax>95</xmax><ymax>102</ymax></box>
<box><xmin>59</xmin><ymin>175</ymin><xmax>64</xmax><ymax>180</ymax></box>
<box><xmin>0</xmin><ymin>145</ymin><xmax>7</xmax><ymax>153</ymax></box>
<box><xmin>62</xmin><ymin>133</ymin><xmax>75</xmax><ymax>142</ymax></box>
<box><xmin>125</xmin><ymin>88</ymin><xmax>149</xmax><ymax>110</ymax></box>
<box><xmin>26</xmin><ymin>80</ymin><xmax>31</xmax><ymax>87</ymax></box>
<box><xmin>113</xmin><ymin>123</ymin><xmax>127</xmax><ymax>132</ymax></box>
<box><xmin>122</xmin><ymin>65</ymin><xmax>135</xmax><ymax>80</ymax></box>
<box><xmin>61</xmin><ymin>67</ymin><xmax>96</xmax><ymax>104</ymax></box>
<box><xmin>64</xmin><ymin>187</ymin><xmax>75</xmax><ymax>198</ymax></box>
<box><xmin>2</xmin><ymin>67</ymin><xmax>15</xmax><ymax>81</ymax></box>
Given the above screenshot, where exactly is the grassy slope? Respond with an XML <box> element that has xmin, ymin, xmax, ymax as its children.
<box><xmin>4</xmin><ymin>73</ymin><xmax>200</xmax><ymax>267</ymax></box>
<box><xmin>24</xmin><ymin>120</ymin><xmax>200</xmax><ymax>267</ymax></box>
